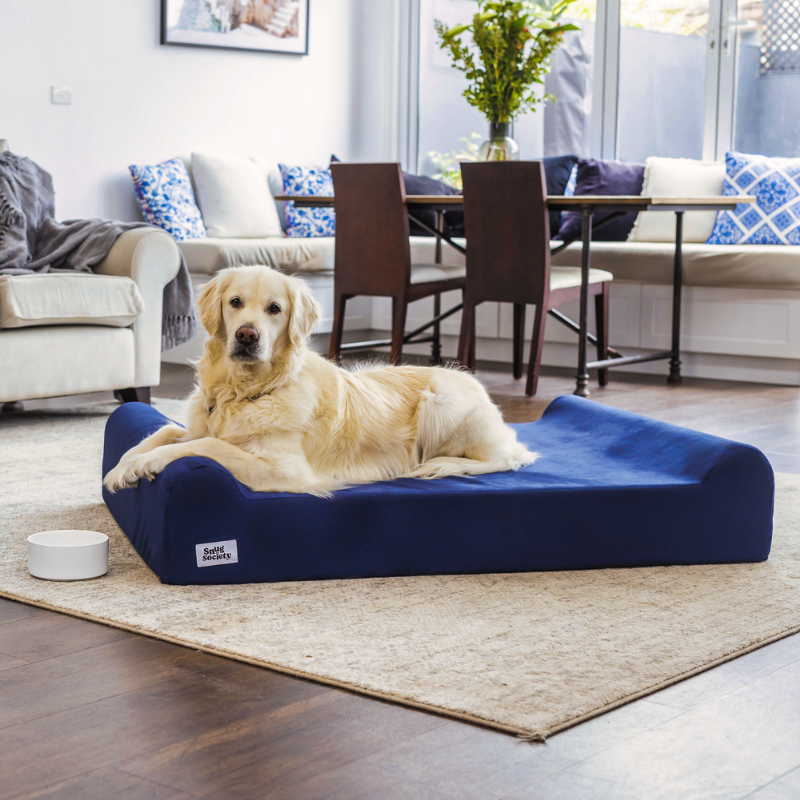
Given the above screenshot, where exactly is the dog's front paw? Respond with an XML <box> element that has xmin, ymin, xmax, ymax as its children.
<box><xmin>103</xmin><ymin>453</ymin><xmax>165</xmax><ymax>493</ymax></box>
<box><xmin>103</xmin><ymin>460</ymin><xmax>140</xmax><ymax>493</ymax></box>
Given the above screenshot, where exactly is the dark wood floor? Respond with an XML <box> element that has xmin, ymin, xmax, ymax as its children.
<box><xmin>4</xmin><ymin>360</ymin><xmax>800</xmax><ymax>799</ymax></box>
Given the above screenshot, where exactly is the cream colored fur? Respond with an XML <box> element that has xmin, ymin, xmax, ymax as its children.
<box><xmin>104</xmin><ymin>265</ymin><xmax>538</xmax><ymax>497</ymax></box>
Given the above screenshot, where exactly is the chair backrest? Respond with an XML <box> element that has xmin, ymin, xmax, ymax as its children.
<box><xmin>461</xmin><ymin>161</ymin><xmax>551</xmax><ymax>304</ymax></box>
<box><xmin>331</xmin><ymin>162</ymin><xmax>411</xmax><ymax>297</ymax></box>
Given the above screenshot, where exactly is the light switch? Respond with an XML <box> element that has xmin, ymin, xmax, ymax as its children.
<box><xmin>51</xmin><ymin>86</ymin><xmax>72</xmax><ymax>105</ymax></box>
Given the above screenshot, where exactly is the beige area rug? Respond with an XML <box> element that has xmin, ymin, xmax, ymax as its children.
<box><xmin>2</xmin><ymin>399</ymin><xmax>800</xmax><ymax>740</ymax></box>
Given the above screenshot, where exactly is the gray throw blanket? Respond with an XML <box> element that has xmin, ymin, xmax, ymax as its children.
<box><xmin>0</xmin><ymin>152</ymin><xmax>196</xmax><ymax>351</ymax></box>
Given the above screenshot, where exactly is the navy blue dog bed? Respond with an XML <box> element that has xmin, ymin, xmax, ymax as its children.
<box><xmin>102</xmin><ymin>396</ymin><xmax>774</xmax><ymax>585</ymax></box>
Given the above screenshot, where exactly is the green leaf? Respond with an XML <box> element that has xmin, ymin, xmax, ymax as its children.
<box><xmin>444</xmin><ymin>23</ymin><xmax>472</xmax><ymax>38</ymax></box>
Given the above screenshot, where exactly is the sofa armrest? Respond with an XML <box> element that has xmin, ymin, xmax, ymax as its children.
<box><xmin>95</xmin><ymin>228</ymin><xmax>181</xmax><ymax>388</ymax></box>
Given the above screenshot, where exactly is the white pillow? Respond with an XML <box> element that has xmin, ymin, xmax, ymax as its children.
<box><xmin>191</xmin><ymin>152</ymin><xmax>283</xmax><ymax>239</ymax></box>
<box><xmin>627</xmin><ymin>157</ymin><xmax>725</xmax><ymax>243</ymax></box>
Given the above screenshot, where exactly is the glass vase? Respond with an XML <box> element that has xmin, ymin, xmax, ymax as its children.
<box><xmin>478</xmin><ymin>122</ymin><xmax>520</xmax><ymax>162</ymax></box>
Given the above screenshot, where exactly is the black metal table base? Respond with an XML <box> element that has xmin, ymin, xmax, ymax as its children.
<box><xmin>667</xmin><ymin>212</ymin><xmax>684</xmax><ymax>384</ymax></box>
<box><xmin>338</xmin><ymin>301</ymin><xmax>462</xmax><ymax>355</ymax></box>
<box><xmin>574</xmin><ymin>210</ymin><xmax>685</xmax><ymax>397</ymax></box>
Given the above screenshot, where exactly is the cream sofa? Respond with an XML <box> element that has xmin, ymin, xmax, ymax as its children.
<box><xmin>0</xmin><ymin>228</ymin><xmax>181</xmax><ymax>404</ymax></box>
<box><xmin>171</xmin><ymin>153</ymin><xmax>800</xmax><ymax>385</ymax></box>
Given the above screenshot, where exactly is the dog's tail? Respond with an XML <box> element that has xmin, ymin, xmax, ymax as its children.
<box><xmin>415</xmin><ymin>383</ymin><xmax>466</xmax><ymax>464</ymax></box>
<box><xmin>403</xmin><ymin>450</ymin><xmax>538</xmax><ymax>480</ymax></box>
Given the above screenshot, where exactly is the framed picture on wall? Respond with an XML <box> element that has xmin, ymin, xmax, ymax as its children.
<box><xmin>161</xmin><ymin>0</ymin><xmax>309</xmax><ymax>56</ymax></box>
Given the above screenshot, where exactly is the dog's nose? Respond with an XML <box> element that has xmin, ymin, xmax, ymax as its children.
<box><xmin>236</xmin><ymin>326</ymin><xmax>259</xmax><ymax>345</ymax></box>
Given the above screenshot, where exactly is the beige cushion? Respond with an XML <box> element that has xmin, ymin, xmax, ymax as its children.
<box><xmin>0</xmin><ymin>274</ymin><xmax>144</xmax><ymax>329</ymax></box>
<box><xmin>410</xmin><ymin>237</ymin><xmax>467</xmax><ymax>269</ymax></box>
<box><xmin>552</xmin><ymin>241</ymin><xmax>800</xmax><ymax>288</ymax></box>
<box><xmin>628</xmin><ymin>158</ymin><xmax>725</xmax><ymax>244</ymax></box>
<box><xmin>410</xmin><ymin>264</ymin><xmax>466</xmax><ymax>284</ymax></box>
<box><xmin>409</xmin><ymin>265</ymin><xmax>610</xmax><ymax>288</ymax></box>
<box><xmin>550</xmin><ymin>267</ymin><xmax>613</xmax><ymax>291</ymax></box>
<box><xmin>181</xmin><ymin>235</ymin><xmax>471</xmax><ymax>278</ymax></box>
<box><xmin>191</xmin><ymin>152</ymin><xmax>283</xmax><ymax>238</ymax></box>
<box><xmin>180</xmin><ymin>235</ymin><xmax>336</xmax><ymax>275</ymax></box>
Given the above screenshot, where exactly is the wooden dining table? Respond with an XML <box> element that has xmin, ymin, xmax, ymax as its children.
<box><xmin>277</xmin><ymin>193</ymin><xmax>756</xmax><ymax>396</ymax></box>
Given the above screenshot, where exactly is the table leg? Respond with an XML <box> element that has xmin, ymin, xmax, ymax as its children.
<box><xmin>431</xmin><ymin>211</ymin><xmax>443</xmax><ymax>365</ymax></box>
<box><xmin>574</xmin><ymin>207</ymin><xmax>593</xmax><ymax>398</ymax></box>
<box><xmin>668</xmin><ymin>211</ymin><xmax>684</xmax><ymax>384</ymax></box>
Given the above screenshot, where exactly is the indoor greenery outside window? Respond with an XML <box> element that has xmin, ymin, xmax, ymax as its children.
<box><xmin>434</xmin><ymin>0</ymin><xmax>577</xmax><ymax>160</ymax></box>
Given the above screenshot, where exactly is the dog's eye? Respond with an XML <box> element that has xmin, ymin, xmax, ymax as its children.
<box><xmin>267</xmin><ymin>303</ymin><xmax>281</xmax><ymax>315</ymax></box>
<box><xmin>230</xmin><ymin>297</ymin><xmax>241</xmax><ymax>308</ymax></box>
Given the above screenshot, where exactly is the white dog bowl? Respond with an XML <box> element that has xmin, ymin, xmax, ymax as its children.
<box><xmin>27</xmin><ymin>530</ymin><xmax>109</xmax><ymax>581</ymax></box>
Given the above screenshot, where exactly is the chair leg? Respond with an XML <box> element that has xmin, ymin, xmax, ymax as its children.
<box><xmin>457</xmin><ymin>299</ymin><xmax>476</xmax><ymax>371</ymax></box>
<box><xmin>512</xmin><ymin>303</ymin><xmax>526</xmax><ymax>380</ymax></box>
<box><xmin>469</xmin><ymin>316</ymin><xmax>476</xmax><ymax>372</ymax></box>
<box><xmin>525</xmin><ymin>303</ymin><xmax>546</xmax><ymax>397</ymax></box>
<box><xmin>430</xmin><ymin>292</ymin><xmax>442</xmax><ymax>365</ymax></box>
<box><xmin>390</xmin><ymin>296</ymin><xmax>408</xmax><ymax>366</ymax></box>
<box><xmin>329</xmin><ymin>291</ymin><xmax>348</xmax><ymax>363</ymax></box>
<box><xmin>595</xmin><ymin>283</ymin><xmax>610</xmax><ymax>388</ymax></box>
<box><xmin>114</xmin><ymin>387</ymin><xmax>151</xmax><ymax>404</ymax></box>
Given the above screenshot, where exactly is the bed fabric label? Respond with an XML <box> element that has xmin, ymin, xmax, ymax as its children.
<box><xmin>196</xmin><ymin>539</ymin><xmax>238</xmax><ymax>567</ymax></box>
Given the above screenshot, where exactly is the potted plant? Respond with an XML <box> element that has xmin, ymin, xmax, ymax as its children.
<box><xmin>435</xmin><ymin>0</ymin><xmax>577</xmax><ymax>161</ymax></box>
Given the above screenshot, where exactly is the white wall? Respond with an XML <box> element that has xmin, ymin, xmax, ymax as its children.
<box><xmin>0</xmin><ymin>0</ymin><xmax>393</xmax><ymax>221</ymax></box>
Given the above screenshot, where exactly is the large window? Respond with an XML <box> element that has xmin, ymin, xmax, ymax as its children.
<box><xmin>734</xmin><ymin>0</ymin><xmax>800</xmax><ymax>157</ymax></box>
<box><xmin>402</xmin><ymin>0</ymin><xmax>794</xmax><ymax>172</ymax></box>
<box><xmin>617</xmin><ymin>0</ymin><xmax>709</xmax><ymax>162</ymax></box>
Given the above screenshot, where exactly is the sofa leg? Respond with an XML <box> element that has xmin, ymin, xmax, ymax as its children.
<box><xmin>1</xmin><ymin>402</ymin><xmax>24</xmax><ymax>413</ymax></box>
<box><xmin>114</xmin><ymin>387</ymin><xmax>151</xmax><ymax>404</ymax></box>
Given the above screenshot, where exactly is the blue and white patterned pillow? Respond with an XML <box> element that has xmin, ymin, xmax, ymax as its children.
<box><xmin>279</xmin><ymin>164</ymin><xmax>335</xmax><ymax>238</ymax></box>
<box><xmin>129</xmin><ymin>158</ymin><xmax>206</xmax><ymax>241</ymax></box>
<box><xmin>706</xmin><ymin>151</ymin><xmax>800</xmax><ymax>245</ymax></box>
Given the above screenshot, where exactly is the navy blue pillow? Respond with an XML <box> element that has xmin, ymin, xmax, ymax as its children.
<box><xmin>543</xmin><ymin>155</ymin><xmax>578</xmax><ymax>237</ymax></box>
<box><xmin>555</xmin><ymin>158</ymin><xmax>645</xmax><ymax>242</ymax></box>
<box><xmin>402</xmin><ymin>171</ymin><xmax>464</xmax><ymax>238</ymax></box>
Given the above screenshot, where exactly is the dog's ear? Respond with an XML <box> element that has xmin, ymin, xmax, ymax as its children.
<box><xmin>196</xmin><ymin>273</ymin><xmax>226</xmax><ymax>338</ymax></box>
<box><xmin>288</xmin><ymin>278</ymin><xmax>321</xmax><ymax>347</ymax></box>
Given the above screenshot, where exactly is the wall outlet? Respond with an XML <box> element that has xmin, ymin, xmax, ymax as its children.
<box><xmin>51</xmin><ymin>86</ymin><xmax>72</xmax><ymax>105</ymax></box>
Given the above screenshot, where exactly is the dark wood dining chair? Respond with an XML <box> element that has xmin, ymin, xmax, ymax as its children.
<box><xmin>329</xmin><ymin>162</ymin><xmax>466</xmax><ymax>365</ymax></box>
<box><xmin>457</xmin><ymin>161</ymin><xmax>612</xmax><ymax>396</ymax></box>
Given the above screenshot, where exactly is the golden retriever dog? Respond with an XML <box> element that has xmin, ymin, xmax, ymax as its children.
<box><xmin>104</xmin><ymin>265</ymin><xmax>537</xmax><ymax>496</ymax></box>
